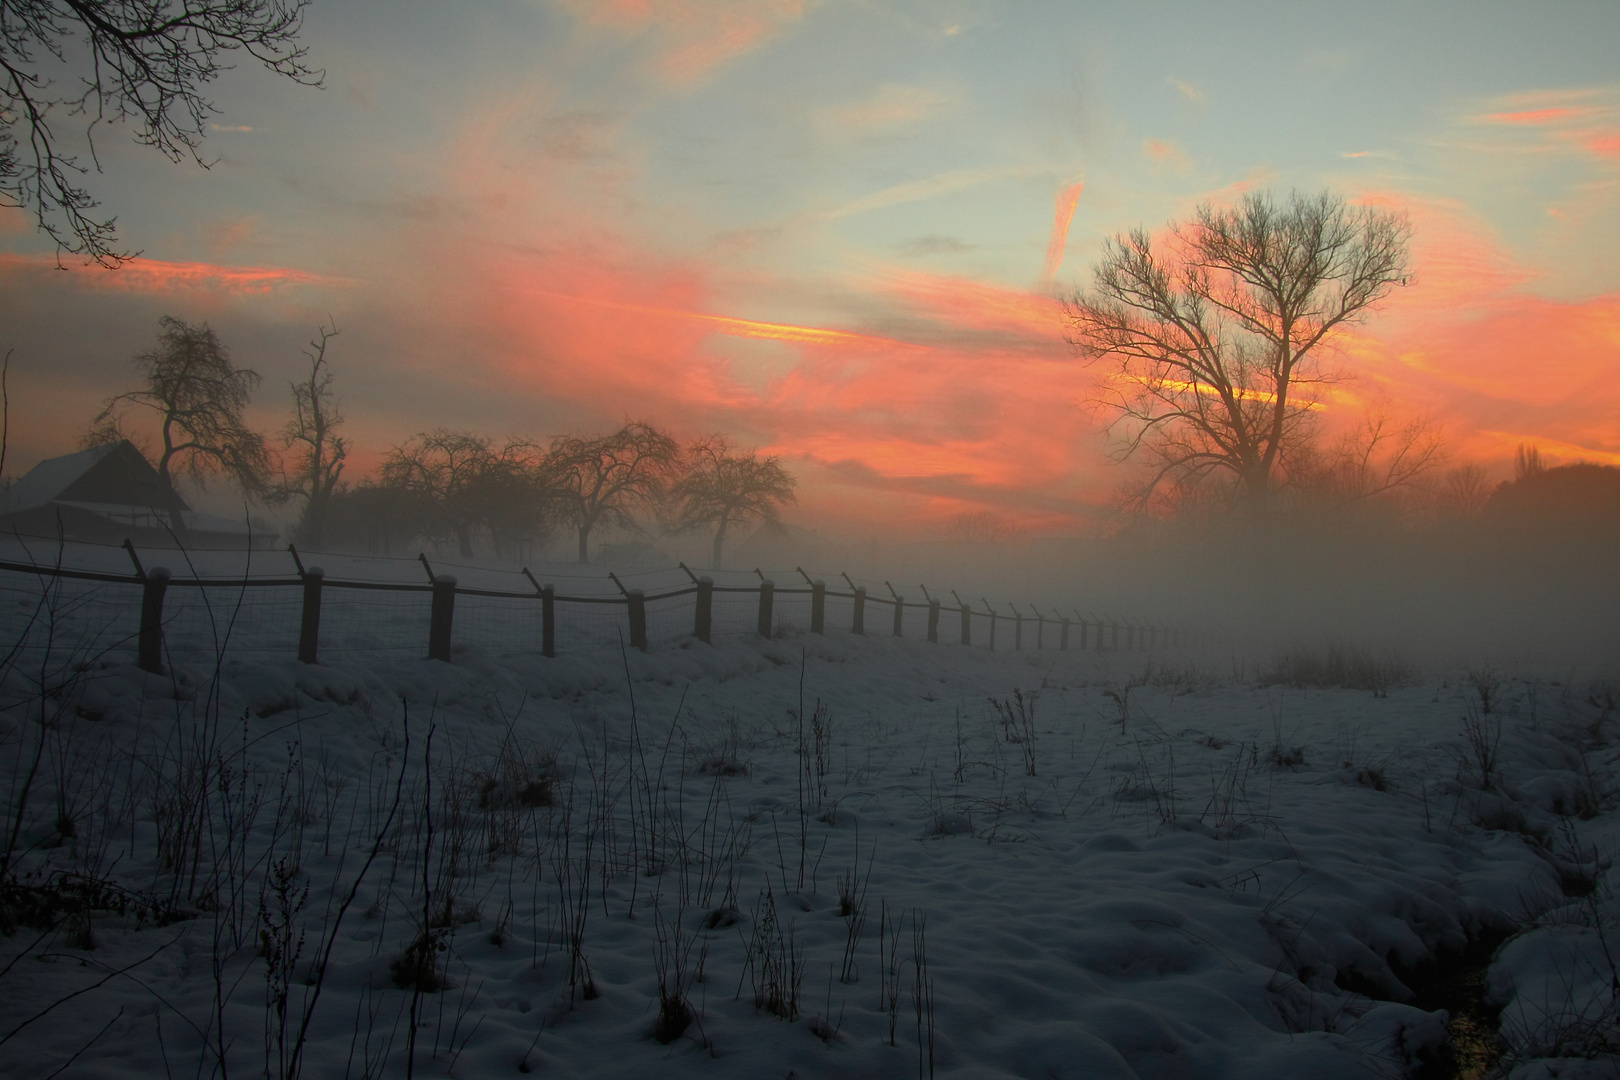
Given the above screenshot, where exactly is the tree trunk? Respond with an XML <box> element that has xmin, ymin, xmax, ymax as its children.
<box><xmin>456</xmin><ymin>525</ymin><xmax>474</xmax><ymax>559</ymax></box>
<box><xmin>155</xmin><ymin>461</ymin><xmax>192</xmax><ymax>546</ymax></box>
<box><xmin>710</xmin><ymin>516</ymin><xmax>729</xmax><ymax>570</ymax></box>
<box><xmin>577</xmin><ymin>523</ymin><xmax>591</xmax><ymax>564</ymax></box>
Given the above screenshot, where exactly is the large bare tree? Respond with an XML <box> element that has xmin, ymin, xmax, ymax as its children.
<box><xmin>1063</xmin><ymin>190</ymin><xmax>1411</xmax><ymax>511</ymax></box>
<box><xmin>669</xmin><ymin>436</ymin><xmax>797</xmax><ymax>569</ymax></box>
<box><xmin>88</xmin><ymin>314</ymin><xmax>271</xmax><ymax>541</ymax></box>
<box><xmin>380</xmin><ymin>430</ymin><xmax>548</xmax><ymax>559</ymax></box>
<box><xmin>1</xmin><ymin>0</ymin><xmax>320</xmax><ymax>266</ymax></box>
<box><xmin>546</xmin><ymin>421</ymin><xmax>680</xmax><ymax>564</ymax></box>
<box><xmin>279</xmin><ymin>320</ymin><xmax>346</xmax><ymax>548</ymax></box>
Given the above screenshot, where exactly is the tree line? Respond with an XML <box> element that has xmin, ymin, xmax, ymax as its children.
<box><xmin>83</xmin><ymin>317</ymin><xmax>795</xmax><ymax>566</ymax></box>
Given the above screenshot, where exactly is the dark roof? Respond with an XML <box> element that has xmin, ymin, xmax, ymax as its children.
<box><xmin>3</xmin><ymin>441</ymin><xmax>189</xmax><ymax>514</ymax></box>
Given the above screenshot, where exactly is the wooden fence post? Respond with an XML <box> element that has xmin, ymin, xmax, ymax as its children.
<box><xmin>811</xmin><ymin>580</ymin><xmax>825</xmax><ymax>635</ymax></box>
<box><xmin>892</xmin><ymin>596</ymin><xmax>904</xmax><ymax>637</ymax></box>
<box><xmin>137</xmin><ymin>566</ymin><xmax>170</xmax><ymax>675</ymax></box>
<box><xmin>627</xmin><ymin>590</ymin><xmax>648</xmax><ymax>651</ymax></box>
<box><xmin>542</xmin><ymin>585</ymin><xmax>556</xmax><ymax>658</ymax></box>
<box><xmin>695</xmin><ymin>577</ymin><xmax>713</xmax><ymax>643</ymax></box>
<box><xmin>757</xmin><ymin>579</ymin><xmax>774</xmax><ymax>638</ymax></box>
<box><xmin>1012</xmin><ymin>606</ymin><xmax>1023</xmax><ymax>651</ymax></box>
<box><xmin>1060</xmin><ymin>617</ymin><xmax>1070</xmax><ymax>650</ymax></box>
<box><xmin>987</xmin><ymin>609</ymin><xmax>997</xmax><ymax>652</ymax></box>
<box><xmin>926</xmin><ymin>599</ymin><xmax>940</xmax><ymax>643</ymax></box>
<box><xmin>428</xmin><ymin>575</ymin><xmax>456</xmax><ymax>662</ymax></box>
<box><xmin>1078</xmin><ymin>618</ymin><xmax>1088</xmax><ymax>651</ymax></box>
<box><xmin>960</xmin><ymin>601</ymin><xmax>971</xmax><ymax>646</ymax></box>
<box><xmin>852</xmin><ymin>586</ymin><xmax>865</xmax><ymax>635</ymax></box>
<box><xmin>298</xmin><ymin>567</ymin><xmax>323</xmax><ymax>664</ymax></box>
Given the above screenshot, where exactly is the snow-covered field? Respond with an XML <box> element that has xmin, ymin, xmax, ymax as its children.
<box><xmin>2</xmin><ymin>598</ymin><xmax>1617</xmax><ymax>1079</ymax></box>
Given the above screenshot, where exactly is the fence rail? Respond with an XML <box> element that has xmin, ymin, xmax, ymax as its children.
<box><xmin>0</xmin><ymin>541</ymin><xmax>1196</xmax><ymax>675</ymax></box>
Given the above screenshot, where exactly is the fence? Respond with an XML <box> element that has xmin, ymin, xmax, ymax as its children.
<box><xmin>0</xmin><ymin>538</ymin><xmax>1196</xmax><ymax>675</ymax></box>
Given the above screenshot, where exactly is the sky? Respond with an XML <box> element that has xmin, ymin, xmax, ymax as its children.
<box><xmin>2</xmin><ymin>0</ymin><xmax>1617</xmax><ymax>538</ymax></box>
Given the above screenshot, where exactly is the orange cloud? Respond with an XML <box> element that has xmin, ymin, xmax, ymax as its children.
<box><xmin>1470</xmin><ymin>90</ymin><xmax>1620</xmax><ymax>165</ymax></box>
<box><xmin>1042</xmin><ymin>182</ymin><xmax>1083</xmax><ymax>284</ymax></box>
<box><xmin>1334</xmin><ymin>193</ymin><xmax>1620</xmax><ymax>466</ymax></box>
<box><xmin>0</xmin><ymin>252</ymin><xmax>341</xmax><ymax>295</ymax></box>
<box><xmin>556</xmin><ymin>0</ymin><xmax>809</xmax><ymax>84</ymax></box>
<box><xmin>1143</xmin><ymin>138</ymin><xmax>1190</xmax><ymax>171</ymax></box>
<box><xmin>1483</xmin><ymin>107</ymin><xmax>1599</xmax><ymax>126</ymax></box>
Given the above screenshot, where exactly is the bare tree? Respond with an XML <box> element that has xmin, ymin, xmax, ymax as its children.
<box><xmin>1064</xmin><ymin>190</ymin><xmax>1411</xmax><ymax>512</ymax></box>
<box><xmin>1426</xmin><ymin>462</ymin><xmax>1492</xmax><ymax>521</ymax></box>
<box><xmin>943</xmin><ymin>511</ymin><xmax>1020</xmax><ymax>545</ymax></box>
<box><xmin>380</xmin><ymin>430</ymin><xmax>491</xmax><ymax>559</ymax></box>
<box><xmin>1515</xmin><ymin>443</ymin><xmax>1544</xmax><ymax>481</ymax></box>
<box><xmin>1</xmin><ymin>0</ymin><xmax>320</xmax><ymax>266</ymax></box>
<box><xmin>669</xmin><ymin>436</ymin><xmax>796</xmax><ymax>569</ymax></box>
<box><xmin>545</xmin><ymin>421</ymin><xmax>680</xmax><ymax>564</ymax></box>
<box><xmin>88</xmin><ymin>315</ymin><xmax>271</xmax><ymax>541</ymax></box>
<box><xmin>280</xmin><ymin>320</ymin><xmax>346</xmax><ymax>548</ymax></box>
<box><xmin>379</xmin><ymin>430</ymin><xmax>549</xmax><ymax>559</ymax></box>
<box><xmin>1289</xmin><ymin>411</ymin><xmax>1446</xmax><ymax>508</ymax></box>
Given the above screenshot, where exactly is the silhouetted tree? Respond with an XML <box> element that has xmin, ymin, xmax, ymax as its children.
<box><xmin>379</xmin><ymin>430</ymin><xmax>550</xmax><ymax>558</ymax></box>
<box><xmin>280</xmin><ymin>321</ymin><xmax>346</xmax><ymax>547</ymax></box>
<box><xmin>1515</xmin><ymin>443</ymin><xmax>1544</xmax><ymax>481</ymax></box>
<box><xmin>1064</xmin><ymin>190</ymin><xmax>1410</xmax><ymax>512</ymax></box>
<box><xmin>2</xmin><ymin>0</ymin><xmax>320</xmax><ymax>266</ymax></box>
<box><xmin>1288</xmin><ymin>411</ymin><xmax>1445</xmax><ymax>509</ymax></box>
<box><xmin>943</xmin><ymin>511</ymin><xmax>1020</xmax><ymax>545</ymax></box>
<box><xmin>88</xmin><ymin>315</ymin><xmax>271</xmax><ymax>542</ymax></box>
<box><xmin>669</xmin><ymin>436</ymin><xmax>797</xmax><ymax>569</ymax></box>
<box><xmin>546</xmin><ymin>421</ymin><xmax>680</xmax><ymax>564</ymax></box>
<box><xmin>1414</xmin><ymin>462</ymin><xmax>1493</xmax><ymax>523</ymax></box>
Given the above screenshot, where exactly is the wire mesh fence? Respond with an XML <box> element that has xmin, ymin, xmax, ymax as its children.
<box><xmin>0</xmin><ymin>540</ymin><xmax>1193</xmax><ymax>673</ymax></box>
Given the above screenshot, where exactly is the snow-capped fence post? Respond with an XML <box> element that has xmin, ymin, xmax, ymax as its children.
<box><xmin>627</xmin><ymin>590</ymin><xmax>648</xmax><ymax>651</ymax></box>
<box><xmin>298</xmin><ymin>567</ymin><xmax>324</xmax><ymax>664</ymax></box>
<box><xmin>851</xmin><ymin>586</ymin><xmax>866</xmax><ymax>635</ymax></box>
<box><xmin>521</xmin><ymin>567</ymin><xmax>555</xmax><ymax>658</ymax></box>
<box><xmin>542</xmin><ymin>585</ymin><xmax>556</xmax><ymax>657</ymax></box>
<box><xmin>428</xmin><ymin>575</ymin><xmax>456</xmax><ymax>662</ymax></box>
<box><xmin>757</xmin><ymin>579</ymin><xmax>774</xmax><ymax>638</ymax></box>
<box><xmin>810</xmin><ymin>581</ymin><xmax>825</xmax><ymax>635</ymax></box>
<box><xmin>137</xmin><ymin>566</ymin><xmax>170</xmax><ymax>675</ymax></box>
<box><xmin>695</xmin><ymin>577</ymin><xmax>713</xmax><ymax>643</ymax></box>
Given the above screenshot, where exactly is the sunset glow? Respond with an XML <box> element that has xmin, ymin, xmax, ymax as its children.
<box><xmin>1</xmin><ymin>3</ymin><xmax>1615</xmax><ymax>538</ymax></box>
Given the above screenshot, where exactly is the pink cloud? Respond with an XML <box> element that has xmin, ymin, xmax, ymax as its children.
<box><xmin>1041</xmin><ymin>182</ymin><xmax>1084</xmax><ymax>285</ymax></box>
<box><xmin>556</xmin><ymin>0</ymin><xmax>809</xmax><ymax>84</ymax></box>
<box><xmin>0</xmin><ymin>253</ymin><xmax>343</xmax><ymax>295</ymax></box>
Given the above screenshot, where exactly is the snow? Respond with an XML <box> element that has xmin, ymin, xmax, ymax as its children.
<box><xmin>1</xmin><ymin>587</ymin><xmax>1617</xmax><ymax>1079</ymax></box>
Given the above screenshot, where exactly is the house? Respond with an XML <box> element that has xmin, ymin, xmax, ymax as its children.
<box><xmin>0</xmin><ymin>440</ymin><xmax>275</xmax><ymax>548</ymax></box>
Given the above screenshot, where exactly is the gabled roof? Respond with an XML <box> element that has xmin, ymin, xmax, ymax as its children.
<box><xmin>3</xmin><ymin>441</ymin><xmax>189</xmax><ymax>514</ymax></box>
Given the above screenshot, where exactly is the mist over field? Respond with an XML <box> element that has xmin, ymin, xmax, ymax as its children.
<box><xmin>3</xmin><ymin>3</ymin><xmax>1619</xmax><ymax>1079</ymax></box>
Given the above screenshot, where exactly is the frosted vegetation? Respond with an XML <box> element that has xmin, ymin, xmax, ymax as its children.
<box><xmin>1</xmin><ymin>577</ymin><xmax>1617</xmax><ymax>1079</ymax></box>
